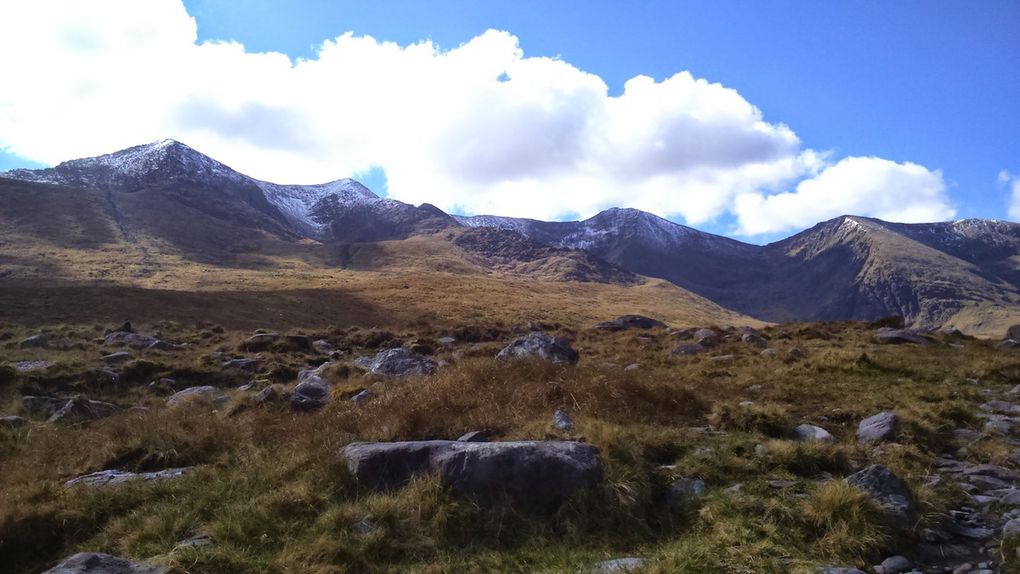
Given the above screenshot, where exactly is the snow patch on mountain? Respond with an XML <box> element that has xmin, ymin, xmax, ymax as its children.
<box><xmin>258</xmin><ymin>179</ymin><xmax>379</xmax><ymax>234</ymax></box>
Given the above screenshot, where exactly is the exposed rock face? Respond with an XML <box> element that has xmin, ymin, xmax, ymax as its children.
<box><xmin>65</xmin><ymin>467</ymin><xmax>194</xmax><ymax>488</ymax></box>
<box><xmin>340</xmin><ymin>440</ymin><xmax>602</xmax><ymax>511</ymax></box>
<box><xmin>355</xmin><ymin>348</ymin><xmax>438</xmax><ymax>376</ymax></box>
<box><xmin>593</xmin><ymin>315</ymin><xmax>667</xmax><ymax>331</ymax></box>
<box><xmin>857</xmin><ymin>411</ymin><xmax>899</xmax><ymax>443</ymax></box>
<box><xmin>496</xmin><ymin>332</ymin><xmax>579</xmax><ymax>364</ymax></box>
<box><xmin>875</xmin><ymin>328</ymin><xmax>929</xmax><ymax>345</ymax></box>
<box><xmin>845</xmin><ymin>464</ymin><xmax>917</xmax><ymax>533</ymax></box>
<box><xmin>792</xmin><ymin>424</ymin><xmax>834</xmax><ymax>442</ymax></box>
<box><xmin>41</xmin><ymin>552</ymin><xmax>169</xmax><ymax>574</ymax></box>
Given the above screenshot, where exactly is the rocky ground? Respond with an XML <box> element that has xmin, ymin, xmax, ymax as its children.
<box><xmin>3</xmin><ymin>318</ymin><xmax>1020</xmax><ymax>573</ymax></box>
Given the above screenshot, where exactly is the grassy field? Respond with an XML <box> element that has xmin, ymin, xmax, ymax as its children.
<box><xmin>2</xmin><ymin>316</ymin><xmax>1019</xmax><ymax>573</ymax></box>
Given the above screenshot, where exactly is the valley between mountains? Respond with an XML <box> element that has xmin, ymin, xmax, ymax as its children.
<box><xmin>3</xmin><ymin>141</ymin><xmax>1020</xmax><ymax>574</ymax></box>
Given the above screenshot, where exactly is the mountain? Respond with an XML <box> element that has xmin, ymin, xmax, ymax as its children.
<box><xmin>2</xmin><ymin>139</ymin><xmax>453</xmax><ymax>247</ymax></box>
<box><xmin>459</xmin><ymin>211</ymin><xmax>1020</xmax><ymax>334</ymax></box>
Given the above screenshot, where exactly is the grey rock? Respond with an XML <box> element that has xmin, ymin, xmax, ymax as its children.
<box><xmin>291</xmin><ymin>375</ymin><xmax>330</xmax><ymax>411</ymax></box>
<box><xmin>961</xmin><ymin>463</ymin><xmax>1019</xmax><ymax>482</ymax></box>
<box><xmin>0</xmin><ymin>415</ymin><xmax>29</xmax><ymax>429</ymax></box>
<box><xmin>351</xmin><ymin>389</ymin><xmax>374</xmax><ymax>405</ymax></box>
<box><xmin>857</xmin><ymin>411</ymin><xmax>898</xmax><ymax>443</ymax></box>
<box><xmin>457</xmin><ymin>430</ymin><xmax>493</xmax><ymax>442</ymax></box>
<box><xmin>587</xmin><ymin>557</ymin><xmax>647</xmax><ymax>573</ymax></box>
<box><xmin>1003</xmin><ymin>518</ymin><xmax>1020</xmax><ymax>539</ymax></box>
<box><xmin>48</xmin><ymin>397</ymin><xmax>116</xmax><ymax>424</ymax></box>
<box><xmin>102</xmin><ymin>351</ymin><xmax>133</xmax><ymax>364</ymax></box>
<box><xmin>41</xmin><ymin>552</ymin><xmax>168</xmax><ymax>574</ymax></box>
<box><xmin>298</xmin><ymin>362</ymin><xmax>330</xmax><ymax>382</ymax></box>
<box><xmin>693</xmin><ymin>328</ymin><xmax>719</xmax><ymax>347</ymax></box>
<box><xmin>792</xmin><ymin>423</ymin><xmax>834</xmax><ymax>442</ymax></box>
<box><xmin>146</xmin><ymin>340</ymin><xmax>175</xmax><ymax>351</ymax></box>
<box><xmin>166</xmin><ymin>386</ymin><xmax>223</xmax><ymax>408</ymax></box>
<box><xmin>20</xmin><ymin>334</ymin><xmax>48</xmax><ymax>348</ymax></box>
<box><xmin>312</xmin><ymin>339</ymin><xmax>335</xmax><ymax>354</ymax></box>
<box><xmin>875</xmin><ymin>328</ymin><xmax>929</xmax><ymax>345</ymax></box>
<box><xmin>65</xmin><ymin>467</ymin><xmax>194</xmax><ymax>488</ymax></box>
<box><xmin>22</xmin><ymin>395</ymin><xmax>69</xmax><ymax>416</ymax></box>
<box><xmin>554</xmin><ymin>409</ymin><xmax>574</xmax><ymax>431</ymax></box>
<box><xmin>945</xmin><ymin>522</ymin><xmax>994</xmax><ymax>540</ymax></box>
<box><xmin>252</xmin><ymin>386</ymin><xmax>281</xmax><ymax>405</ymax></box>
<box><xmin>741</xmin><ymin>333</ymin><xmax>768</xmax><ymax>348</ymax></box>
<box><xmin>845</xmin><ymin>464</ymin><xmax>917</xmax><ymax>533</ymax></box>
<box><xmin>594</xmin><ymin>315</ymin><xmax>666</xmax><ymax>331</ymax></box>
<box><xmin>222</xmin><ymin>357</ymin><xmax>263</xmax><ymax>371</ymax></box>
<box><xmin>340</xmin><ymin>440</ymin><xmax>602</xmax><ymax>511</ymax></box>
<box><xmin>980</xmin><ymin>400</ymin><xmax>1020</xmax><ymax>415</ymax></box>
<box><xmin>623</xmin><ymin>363</ymin><xmax>640</xmax><ymax>371</ymax></box>
<box><xmin>174</xmin><ymin>533</ymin><xmax>214</xmax><ymax>551</ymax></box>
<box><xmin>877</xmin><ymin>555</ymin><xmax>912</xmax><ymax>574</ymax></box>
<box><xmin>760</xmin><ymin>348</ymin><xmax>779</xmax><ymax>358</ymax></box>
<box><xmin>284</xmin><ymin>334</ymin><xmax>313</xmax><ymax>351</ymax></box>
<box><xmin>104</xmin><ymin>331</ymin><xmax>159</xmax><ymax>349</ymax></box>
<box><xmin>672</xmin><ymin>343</ymin><xmax>707</xmax><ymax>356</ymax></box>
<box><xmin>12</xmin><ymin>359</ymin><xmax>50</xmax><ymax>371</ymax></box>
<box><xmin>818</xmin><ymin>568</ymin><xmax>866</xmax><ymax>574</ymax></box>
<box><xmin>666</xmin><ymin>478</ymin><xmax>706</xmax><ymax>511</ymax></box>
<box><xmin>437</xmin><ymin>336</ymin><xmax>457</xmax><ymax>346</ymax></box>
<box><xmin>243</xmin><ymin>333</ymin><xmax>279</xmax><ymax>351</ymax></box>
<box><xmin>497</xmin><ymin>332</ymin><xmax>579</xmax><ymax>363</ymax></box>
<box><xmin>787</xmin><ymin>346</ymin><xmax>806</xmax><ymax>360</ymax></box>
<box><xmin>999</xmin><ymin>339</ymin><xmax>1020</xmax><ymax>349</ymax></box>
<box><xmin>355</xmin><ymin>348</ymin><xmax>438</xmax><ymax>376</ymax></box>
<box><xmin>1000</xmin><ymin>490</ymin><xmax>1020</xmax><ymax>506</ymax></box>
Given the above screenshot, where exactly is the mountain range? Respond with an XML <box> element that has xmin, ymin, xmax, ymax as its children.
<box><xmin>2</xmin><ymin>140</ymin><xmax>1018</xmax><ymax>335</ymax></box>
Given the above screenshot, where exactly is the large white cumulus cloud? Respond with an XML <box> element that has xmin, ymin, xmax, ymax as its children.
<box><xmin>0</xmin><ymin>0</ymin><xmax>956</xmax><ymax>235</ymax></box>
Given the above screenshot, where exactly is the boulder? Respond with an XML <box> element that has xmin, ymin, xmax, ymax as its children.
<box><xmin>792</xmin><ymin>423</ymin><xmax>834</xmax><ymax>442</ymax></box>
<box><xmin>19</xmin><ymin>334</ymin><xmax>48</xmax><ymax>348</ymax></box>
<box><xmin>48</xmin><ymin>397</ymin><xmax>116</xmax><ymax>424</ymax></box>
<box><xmin>22</xmin><ymin>395</ymin><xmax>70</xmax><ymax>417</ymax></box>
<box><xmin>666</xmin><ymin>478</ymin><xmax>706</xmax><ymax>511</ymax></box>
<box><xmin>496</xmin><ymin>332</ymin><xmax>579</xmax><ymax>363</ymax></box>
<box><xmin>980</xmin><ymin>400</ymin><xmax>1020</xmax><ymax>415</ymax></box>
<box><xmin>102</xmin><ymin>351</ymin><xmax>133</xmax><ymax>364</ymax></box>
<box><xmin>741</xmin><ymin>333</ymin><xmax>768</xmax><ymax>349</ymax></box>
<box><xmin>587</xmin><ymin>557</ymin><xmax>647</xmax><ymax>573</ymax></box>
<box><xmin>351</xmin><ymin>389</ymin><xmax>374</xmax><ymax>405</ymax></box>
<box><xmin>672</xmin><ymin>343</ymin><xmax>707</xmax><ymax>356</ymax></box>
<box><xmin>340</xmin><ymin>440</ymin><xmax>602</xmax><ymax>511</ymax></box>
<box><xmin>0</xmin><ymin>415</ymin><xmax>28</xmax><ymax>429</ymax></box>
<box><xmin>553</xmin><ymin>409</ymin><xmax>574</xmax><ymax>431</ymax></box>
<box><xmin>875</xmin><ymin>555</ymin><xmax>912</xmax><ymax>574</ymax></box>
<box><xmin>222</xmin><ymin>358</ymin><xmax>263</xmax><ymax>371</ymax></box>
<box><xmin>760</xmin><ymin>348</ymin><xmax>779</xmax><ymax>359</ymax></box>
<box><xmin>104</xmin><ymin>331</ymin><xmax>159</xmax><ymax>349</ymax></box>
<box><xmin>355</xmin><ymin>348</ymin><xmax>438</xmax><ymax>376</ymax></box>
<box><xmin>175</xmin><ymin>533</ymin><xmax>214</xmax><ymax>551</ymax></box>
<box><xmin>457</xmin><ymin>430</ymin><xmax>493</xmax><ymax>442</ymax></box>
<box><xmin>593</xmin><ymin>315</ymin><xmax>667</xmax><ymax>331</ymax></box>
<box><xmin>693</xmin><ymin>328</ymin><xmax>719</xmax><ymax>347</ymax></box>
<box><xmin>999</xmin><ymin>339</ymin><xmax>1020</xmax><ymax>350</ymax></box>
<box><xmin>857</xmin><ymin>411</ymin><xmax>898</xmax><ymax>443</ymax></box>
<box><xmin>291</xmin><ymin>375</ymin><xmax>330</xmax><ymax>411</ymax></box>
<box><xmin>312</xmin><ymin>339</ymin><xmax>335</xmax><ymax>354</ymax></box>
<box><xmin>242</xmin><ymin>333</ymin><xmax>279</xmax><ymax>351</ymax></box>
<box><xmin>166</xmin><ymin>386</ymin><xmax>224</xmax><ymax>408</ymax></box>
<box><xmin>65</xmin><ymin>467</ymin><xmax>194</xmax><ymax>488</ymax></box>
<box><xmin>875</xmin><ymin>328</ymin><xmax>929</xmax><ymax>345</ymax></box>
<box><xmin>1003</xmin><ymin>518</ymin><xmax>1020</xmax><ymax>539</ymax></box>
<box><xmin>284</xmin><ymin>334</ymin><xmax>313</xmax><ymax>351</ymax></box>
<box><xmin>41</xmin><ymin>552</ymin><xmax>168</xmax><ymax>574</ymax></box>
<box><xmin>1007</xmin><ymin>325</ymin><xmax>1020</xmax><ymax>340</ymax></box>
<box><xmin>786</xmin><ymin>347</ymin><xmax>806</xmax><ymax>360</ymax></box>
<box><xmin>253</xmin><ymin>385</ymin><xmax>282</xmax><ymax>405</ymax></box>
<box><xmin>845</xmin><ymin>464</ymin><xmax>917</xmax><ymax>533</ymax></box>
<box><xmin>437</xmin><ymin>336</ymin><xmax>457</xmax><ymax>346</ymax></box>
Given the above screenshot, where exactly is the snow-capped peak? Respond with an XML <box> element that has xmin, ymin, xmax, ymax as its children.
<box><xmin>256</xmin><ymin>178</ymin><xmax>381</xmax><ymax>235</ymax></box>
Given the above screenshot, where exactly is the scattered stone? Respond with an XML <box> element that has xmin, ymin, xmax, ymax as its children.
<box><xmin>0</xmin><ymin>415</ymin><xmax>28</xmax><ymax>429</ymax></box>
<box><xmin>792</xmin><ymin>423</ymin><xmax>834</xmax><ymax>442</ymax></box>
<box><xmin>875</xmin><ymin>555</ymin><xmax>912</xmax><ymax>574</ymax></box>
<box><xmin>666</xmin><ymin>478</ymin><xmax>706</xmax><ymax>511</ymax></box>
<box><xmin>340</xmin><ymin>440</ymin><xmax>602</xmax><ymax>511</ymax></box>
<box><xmin>312</xmin><ymin>339</ymin><xmax>335</xmax><ymax>354</ymax></box>
<box><xmin>760</xmin><ymin>348</ymin><xmax>779</xmax><ymax>359</ymax></box>
<box><xmin>19</xmin><ymin>334</ymin><xmax>48</xmax><ymax>348</ymax></box>
<box><xmin>818</xmin><ymin>567</ymin><xmax>866</xmax><ymax>574</ymax></box>
<box><xmin>980</xmin><ymin>400</ymin><xmax>1020</xmax><ymax>415</ymax></box>
<box><xmin>175</xmin><ymin>533</ymin><xmax>214</xmax><ymax>551</ymax></box>
<box><xmin>166</xmin><ymin>386</ymin><xmax>224</xmax><ymax>408</ymax></box>
<box><xmin>351</xmin><ymin>389</ymin><xmax>374</xmax><ymax>405</ymax></box>
<box><xmin>786</xmin><ymin>347</ymin><xmax>806</xmax><ymax>360</ymax></box>
<box><xmin>104</xmin><ymin>331</ymin><xmax>159</xmax><ymax>349</ymax></box>
<box><xmin>845</xmin><ymin>464</ymin><xmax>917</xmax><ymax>533</ymax></box>
<box><xmin>12</xmin><ymin>359</ymin><xmax>50</xmax><ymax>371</ymax></box>
<box><xmin>437</xmin><ymin>336</ymin><xmax>457</xmax><ymax>346</ymax></box>
<box><xmin>253</xmin><ymin>385</ymin><xmax>281</xmax><ymax>405</ymax></box>
<box><xmin>857</xmin><ymin>411</ymin><xmax>898</xmax><ymax>443</ymax></box>
<box><xmin>355</xmin><ymin>348</ymin><xmax>438</xmax><ymax>376</ymax></box>
<box><xmin>65</xmin><ymin>467</ymin><xmax>194</xmax><ymax>488</ymax></box>
<box><xmin>672</xmin><ymin>343</ymin><xmax>707</xmax><ymax>356</ymax></box>
<box><xmin>554</xmin><ymin>409</ymin><xmax>574</xmax><ymax>431</ymax></box>
<box><xmin>593</xmin><ymin>315</ymin><xmax>667</xmax><ymax>331</ymax></box>
<box><xmin>875</xmin><ymin>328</ymin><xmax>929</xmax><ymax>345</ymax></box>
<box><xmin>587</xmin><ymin>557</ymin><xmax>647</xmax><ymax>573</ymax></box>
<box><xmin>767</xmin><ymin>480</ymin><xmax>798</xmax><ymax>489</ymax></box>
<box><xmin>291</xmin><ymin>375</ymin><xmax>331</xmax><ymax>411</ymax></box>
<box><xmin>999</xmin><ymin>340</ymin><xmax>1020</xmax><ymax>350</ymax></box>
<box><xmin>41</xmin><ymin>552</ymin><xmax>168</xmax><ymax>574</ymax></box>
<box><xmin>242</xmin><ymin>333</ymin><xmax>279</xmax><ymax>351</ymax></box>
<box><xmin>48</xmin><ymin>397</ymin><xmax>116</xmax><ymax>424</ymax></box>
<box><xmin>457</xmin><ymin>430</ymin><xmax>493</xmax><ymax>442</ymax></box>
<box><xmin>497</xmin><ymin>332</ymin><xmax>579</xmax><ymax>363</ymax></box>
<box><xmin>741</xmin><ymin>333</ymin><xmax>768</xmax><ymax>348</ymax></box>
<box><xmin>102</xmin><ymin>351</ymin><xmax>133</xmax><ymax>364</ymax></box>
<box><xmin>624</xmin><ymin>363</ymin><xmax>640</xmax><ymax>371</ymax></box>
<box><xmin>1007</xmin><ymin>325</ymin><xmax>1020</xmax><ymax>340</ymax></box>
<box><xmin>1003</xmin><ymin>518</ymin><xmax>1020</xmax><ymax>539</ymax></box>
<box><xmin>693</xmin><ymin>328</ymin><xmax>719</xmax><ymax>347</ymax></box>
<box><xmin>222</xmin><ymin>358</ymin><xmax>263</xmax><ymax>371</ymax></box>
<box><xmin>284</xmin><ymin>334</ymin><xmax>313</xmax><ymax>351</ymax></box>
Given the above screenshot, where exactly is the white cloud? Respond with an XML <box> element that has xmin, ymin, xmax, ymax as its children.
<box><xmin>1002</xmin><ymin>172</ymin><xmax>1020</xmax><ymax>222</ymax></box>
<box><xmin>734</xmin><ymin>157</ymin><xmax>955</xmax><ymax>235</ymax></box>
<box><xmin>0</xmin><ymin>0</ymin><xmax>955</xmax><ymax>236</ymax></box>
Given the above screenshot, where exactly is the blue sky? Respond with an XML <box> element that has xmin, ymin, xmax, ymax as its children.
<box><xmin>1</xmin><ymin>1</ymin><xmax>1018</xmax><ymax>241</ymax></box>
